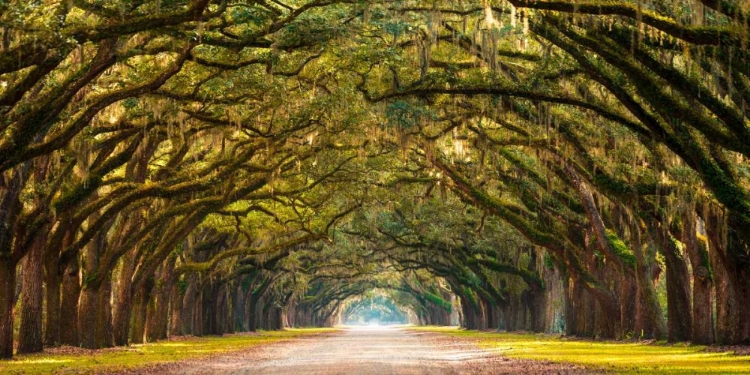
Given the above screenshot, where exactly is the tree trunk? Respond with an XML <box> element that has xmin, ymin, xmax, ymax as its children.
<box><xmin>527</xmin><ymin>288</ymin><xmax>546</xmax><ymax>332</ymax></box>
<box><xmin>619</xmin><ymin>273</ymin><xmax>637</xmax><ymax>338</ymax></box>
<box><xmin>146</xmin><ymin>259</ymin><xmax>175</xmax><ymax>342</ymax></box>
<box><xmin>169</xmin><ymin>282</ymin><xmax>183</xmax><ymax>337</ymax></box>
<box><xmin>214</xmin><ymin>285</ymin><xmax>228</xmax><ymax>334</ymax></box>
<box><xmin>233</xmin><ymin>281</ymin><xmax>245</xmax><ymax>331</ymax></box>
<box><xmin>0</xmin><ymin>164</ymin><xmax>29</xmax><ymax>358</ymax></box>
<box><xmin>17</xmin><ymin>230</ymin><xmax>45</xmax><ymax>353</ymax></box>
<box><xmin>579</xmin><ymin>286</ymin><xmax>596</xmax><ymax>337</ymax></box>
<box><xmin>0</xmin><ymin>257</ymin><xmax>15</xmax><ymax>358</ymax></box>
<box><xmin>564</xmin><ymin>277</ymin><xmax>577</xmax><ymax>335</ymax></box>
<box><xmin>654</xmin><ymin>223</ymin><xmax>692</xmax><ymax>342</ymax></box>
<box><xmin>201</xmin><ymin>282</ymin><xmax>218</xmax><ymax>335</ymax></box>
<box><xmin>712</xmin><ymin>244</ymin><xmax>735</xmax><ymax>345</ymax></box>
<box><xmin>243</xmin><ymin>283</ymin><xmax>255</xmax><ymax>330</ymax></box>
<box><xmin>525</xmin><ymin>248</ymin><xmax>546</xmax><ymax>332</ymax></box>
<box><xmin>43</xmin><ymin>226</ymin><xmax>75</xmax><ymax>348</ymax></box>
<box><xmin>98</xmin><ymin>276</ymin><xmax>114</xmax><ymax>348</ymax></box>
<box><xmin>130</xmin><ymin>279</ymin><xmax>154</xmax><ymax>344</ymax></box>
<box><xmin>176</xmin><ymin>277</ymin><xmax>199</xmax><ymax>336</ymax></box>
<box><xmin>113</xmin><ymin>249</ymin><xmax>137</xmax><ymax>346</ymax></box>
<box><xmin>568</xmin><ymin>168</ymin><xmax>627</xmax><ymax>339</ymax></box>
<box><xmin>193</xmin><ymin>290</ymin><xmax>204</xmax><ymax>336</ymax></box>
<box><xmin>632</xmin><ymin>225</ymin><xmax>666</xmax><ymax>341</ymax></box>
<box><xmin>78</xmin><ymin>209</ymin><xmax>114</xmax><ymax>349</ymax></box>
<box><xmin>684</xmin><ymin>212</ymin><xmax>714</xmax><ymax>345</ymax></box>
<box><xmin>148</xmin><ymin>285</ymin><xmax>171</xmax><ymax>341</ymax></box>
<box><xmin>724</xmin><ymin>224</ymin><xmax>750</xmax><ymax>344</ymax></box>
<box><xmin>78</xmin><ymin>287</ymin><xmax>97</xmax><ymax>348</ymax></box>
<box><xmin>544</xmin><ymin>265</ymin><xmax>565</xmax><ymax>334</ymax></box>
<box><xmin>705</xmin><ymin>208</ymin><xmax>750</xmax><ymax>344</ymax></box>
<box><xmin>59</xmin><ymin>259</ymin><xmax>80</xmax><ymax>346</ymax></box>
<box><xmin>78</xmin><ymin>277</ymin><xmax>113</xmax><ymax>349</ymax></box>
<box><xmin>44</xmin><ymin>255</ymin><xmax>61</xmax><ymax>347</ymax></box>
<box><xmin>145</xmin><ymin>289</ymin><xmax>158</xmax><ymax>342</ymax></box>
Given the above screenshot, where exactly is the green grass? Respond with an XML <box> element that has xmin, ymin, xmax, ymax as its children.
<box><xmin>0</xmin><ymin>328</ymin><xmax>336</xmax><ymax>374</ymax></box>
<box><xmin>412</xmin><ymin>326</ymin><xmax>750</xmax><ymax>374</ymax></box>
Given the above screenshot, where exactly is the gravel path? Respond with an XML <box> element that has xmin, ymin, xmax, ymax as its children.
<box><xmin>153</xmin><ymin>326</ymin><xmax>595</xmax><ymax>374</ymax></box>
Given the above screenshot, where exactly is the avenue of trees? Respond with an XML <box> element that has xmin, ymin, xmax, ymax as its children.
<box><xmin>0</xmin><ymin>0</ymin><xmax>748</xmax><ymax>359</ymax></box>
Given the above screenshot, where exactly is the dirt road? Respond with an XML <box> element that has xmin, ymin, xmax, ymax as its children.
<box><xmin>156</xmin><ymin>326</ymin><xmax>593</xmax><ymax>374</ymax></box>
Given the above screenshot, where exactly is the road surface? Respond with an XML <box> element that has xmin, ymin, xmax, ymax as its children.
<box><xmin>157</xmin><ymin>326</ymin><xmax>593</xmax><ymax>374</ymax></box>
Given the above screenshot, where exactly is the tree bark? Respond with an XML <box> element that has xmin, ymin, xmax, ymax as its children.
<box><xmin>78</xmin><ymin>218</ymin><xmax>111</xmax><ymax>349</ymax></box>
<box><xmin>619</xmin><ymin>273</ymin><xmax>637</xmax><ymax>337</ymax></box>
<box><xmin>129</xmin><ymin>278</ymin><xmax>154</xmax><ymax>344</ymax></box>
<box><xmin>711</xmin><ymin>242</ymin><xmax>735</xmax><ymax>345</ymax></box>
<box><xmin>632</xmin><ymin>226</ymin><xmax>666</xmax><ymax>341</ymax></box>
<box><xmin>17</xmin><ymin>229</ymin><xmax>45</xmax><ymax>353</ymax></box>
<box><xmin>78</xmin><ymin>276</ymin><xmax>114</xmax><ymax>349</ymax></box>
<box><xmin>233</xmin><ymin>281</ymin><xmax>245</xmax><ymax>331</ymax></box>
<box><xmin>653</xmin><ymin>223</ymin><xmax>692</xmax><ymax>342</ymax></box>
<box><xmin>0</xmin><ymin>257</ymin><xmax>15</xmax><ymax>358</ymax></box>
<box><xmin>98</xmin><ymin>275</ymin><xmax>114</xmax><ymax>348</ymax></box>
<box><xmin>705</xmin><ymin>208</ymin><xmax>750</xmax><ymax>344</ymax></box>
<box><xmin>44</xmin><ymin>253</ymin><xmax>61</xmax><ymax>347</ymax></box>
<box><xmin>201</xmin><ymin>281</ymin><xmax>218</xmax><ymax>335</ymax></box>
<box><xmin>0</xmin><ymin>166</ymin><xmax>27</xmax><ymax>358</ymax></box>
<box><xmin>684</xmin><ymin>212</ymin><xmax>714</xmax><ymax>345</ymax></box>
<box><xmin>113</xmin><ymin>248</ymin><xmax>137</xmax><ymax>346</ymax></box>
<box><xmin>59</xmin><ymin>258</ymin><xmax>80</xmax><ymax>346</ymax></box>
<box><xmin>169</xmin><ymin>281</ymin><xmax>183</xmax><ymax>337</ymax></box>
<box><xmin>44</xmin><ymin>226</ymin><xmax>75</xmax><ymax>347</ymax></box>
<box><xmin>146</xmin><ymin>258</ymin><xmax>176</xmax><ymax>341</ymax></box>
<box><xmin>176</xmin><ymin>277</ymin><xmax>199</xmax><ymax>336</ymax></box>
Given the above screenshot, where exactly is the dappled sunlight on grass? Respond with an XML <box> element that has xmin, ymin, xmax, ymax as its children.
<box><xmin>413</xmin><ymin>326</ymin><xmax>750</xmax><ymax>374</ymax></box>
<box><xmin>10</xmin><ymin>358</ymin><xmax>74</xmax><ymax>365</ymax></box>
<box><xmin>0</xmin><ymin>328</ymin><xmax>337</xmax><ymax>374</ymax></box>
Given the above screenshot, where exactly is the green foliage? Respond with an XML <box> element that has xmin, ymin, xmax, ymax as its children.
<box><xmin>543</xmin><ymin>253</ymin><xmax>555</xmax><ymax>271</ymax></box>
<box><xmin>605</xmin><ymin>230</ymin><xmax>637</xmax><ymax>270</ymax></box>
<box><xmin>229</xmin><ymin>6</ymin><xmax>269</xmax><ymax>25</ymax></box>
<box><xmin>423</xmin><ymin>291</ymin><xmax>452</xmax><ymax>313</ymax></box>
<box><xmin>177</xmin><ymin>277</ymin><xmax>189</xmax><ymax>295</ymax></box>
<box><xmin>385</xmin><ymin>100</ymin><xmax>435</xmax><ymax>131</ymax></box>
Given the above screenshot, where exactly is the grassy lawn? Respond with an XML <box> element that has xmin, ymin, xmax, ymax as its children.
<box><xmin>412</xmin><ymin>326</ymin><xmax>750</xmax><ymax>374</ymax></box>
<box><xmin>0</xmin><ymin>328</ymin><xmax>336</xmax><ymax>374</ymax></box>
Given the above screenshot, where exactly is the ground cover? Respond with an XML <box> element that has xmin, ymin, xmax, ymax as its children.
<box><xmin>411</xmin><ymin>326</ymin><xmax>750</xmax><ymax>374</ymax></box>
<box><xmin>0</xmin><ymin>328</ymin><xmax>336</xmax><ymax>374</ymax></box>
